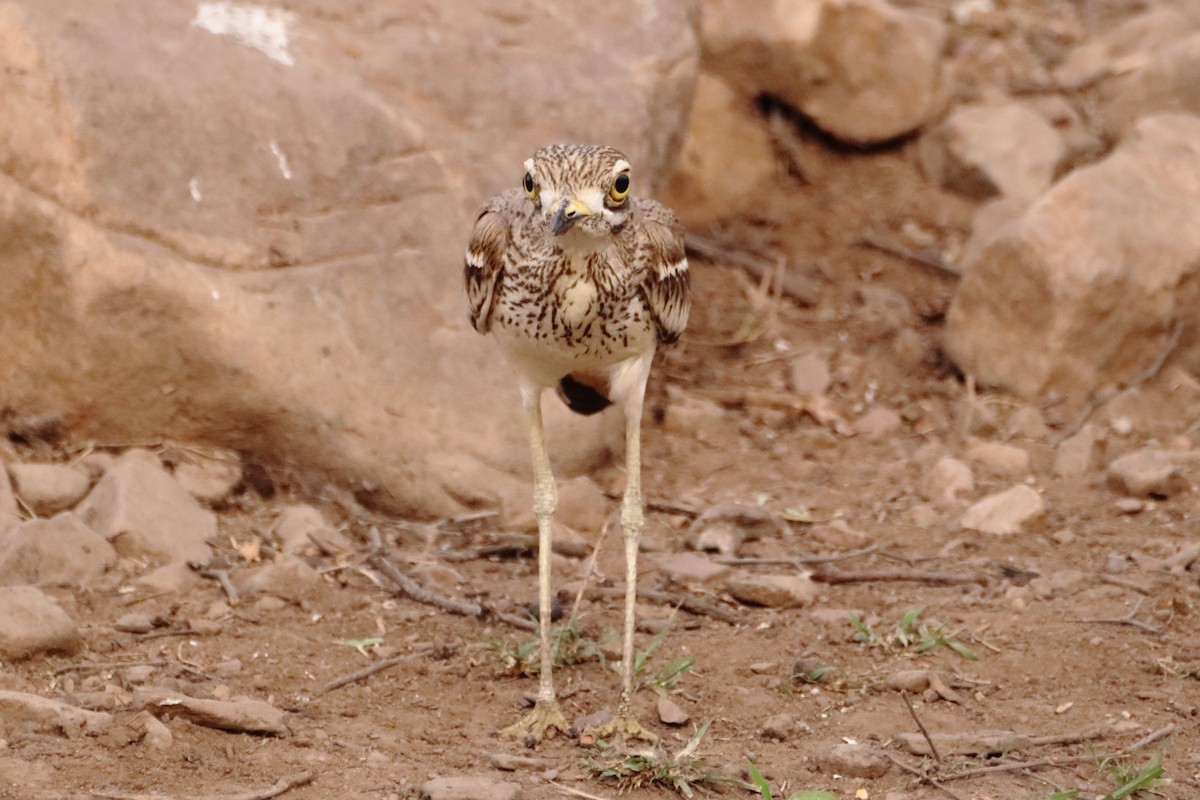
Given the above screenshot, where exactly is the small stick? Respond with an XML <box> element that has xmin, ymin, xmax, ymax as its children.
<box><xmin>596</xmin><ymin>586</ymin><xmax>740</xmax><ymax>625</ymax></box>
<box><xmin>855</xmin><ymin>231</ymin><xmax>960</xmax><ymax>277</ymax></box>
<box><xmin>549</xmin><ymin>781</ymin><xmax>617</xmax><ymax>800</ymax></box>
<box><xmin>91</xmin><ymin>769</ymin><xmax>315</xmax><ymax>800</ymax></box>
<box><xmin>198</xmin><ymin>568</ymin><xmax>240</xmax><ymax>606</ymax></box>
<box><xmin>902</xmin><ymin>692</ymin><xmax>942</xmax><ymax>764</ymax></box>
<box><xmin>1098</xmin><ymin>574</ymin><xmax>1154</xmax><ymax>595</ymax></box>
<box><xmin>316</xmin><ymin>648</ymin><xmax>433</xmax><ymax>695</ymax></box>
<box><xmin>685</xmin><ymin>235</ymin><xmax>819</xmax><ymax>306</ymax></box>
<box><xmin>371</xmin><ymin>554</ymin><xmax>535</xmax><ymax>631</ymax></box>
<box><xmin>53</xmin><ymin>659</ymin><xmax>167</xmax><ymax>677</ymax></box>
<box><xmin>811</xmin><ymin>568</ymin><xmax>980</xmax><ymax>586</ymax></box>
<box><xmin>714</xmin><ymin>544</ymin><xmax>880</xmax><ymax>567</ymax></box>
<box><xmin>883</xmin><ymin>754</ymin><xmax>968</xmax><ymax>800</ymax></box>
<box><xmin>1080</xmin><ymin>596</ymin><xmax>1169</xmax><ymax>634</ymax></box>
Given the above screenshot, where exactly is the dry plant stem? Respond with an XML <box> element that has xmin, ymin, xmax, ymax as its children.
<box><xmin>549</xmin><ymin>781</ymin><xmax>617</xmax><ymax>800</ymax></box>
<box><xmin>714</xmin><ymin>544</ymin><xmax>880</xmax><ymax>567</ymax></box>
<box><xmin>855</xmin><ymin>230</ymin><xmax>960</xmax><ymax>277</ymax></box>
<box><xmin>595</xmin><ymin>585</ymin><xmax>740</xmax><ymax>625</ymax></box>
<box><xmin>91</xmin><ymin>770</ymin><xmax>315</xmax><ymax>800</ymax></box>
<box><xmin>811</xmin><ymin>568</ymin><xmax>979</xmax><ymax>586</ymax></box>
<box><xmin>316</xmin><ymin>647</ymin><xmax>433</xmax><ymax>695</ymax></box>
<box><xmin>685</xmin><ymin>235</ymin><xmax>817</xmax><ymax>306</ymax></box>
<box><xmin>902</xmin><ymin>692</ymin><xmax>942</xmax><ymax>763</ymax></box>
<box><xmin>1081</xmin><ymin>596</ymin><xmax>1168</xmax><ymax>634</ymax></box>
<box><xmin>53</xmin><ymin>659</ymin><xmax>167</xmax><ymax>677</ymax></box>
<box><xmin>198</xmin><ymin>568</ymin><xmax>240</xmax><ymax>605</ymax></box>
<box><xmin>371</xmin><ymin>554</ymin><xmax>536</xmax><ymax>631</ymax></box>
<box><xmin>883</xmin><ymin>754</ymin><xmax>969</xmax><ymax>800</ymax></box>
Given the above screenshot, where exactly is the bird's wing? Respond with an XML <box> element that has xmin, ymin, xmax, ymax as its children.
<box><xmin>463</xmin><ymin>192</ymin><xmax>517</xmax><ymax>334</ymax></box>
<box><xmin>636</xmin><ymin>200</ymin><xmax>691</xmax><ymax>345</ymax></box>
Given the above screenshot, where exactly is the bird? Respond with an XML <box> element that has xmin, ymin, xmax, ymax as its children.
<box><xmin>464</xmin><ymin>143</ymin><xmax>689</xmax><ymax>743</ymax></box>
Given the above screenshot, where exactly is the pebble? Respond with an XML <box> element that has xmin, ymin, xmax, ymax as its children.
<box><xmin>1007</xmin><ymin>405</ymin><xmax>1050</xmax><ymax>440</ymax></box>
<box><xmin>1029</xmin><ymin>569</ymin><xmax>1084</xmax><ymax>599</ymax></box>
<box><xmin>960</xmin><ymin>485</ymin><xmax>1045</xmax><ymax>535</ymax></box>
<box><xmin>0</xmin><ymin>586</ymin><xmax>81</xmax><ymax>659</ymax></box>
<box><xmin>127</xmin><ymin>710</ymin><xmax>173</xmax><ymax>750</ymax></box>
<box><xmin>1053</xmin><ymin>425</ymin><xmax>1098</xmax><ymax>478</ymax></box>
<box><xmin>790</xmin><ymin>352</ymin><xmax>831</xmax><ymax>396</ymax></box>
<box><xmin>113</xmin><ymin>612</ymin><xmax>157</xmax><ymax>634</ymax></box>
<box><xmin>816</xmin><ymin>742</ymin><xmax>891</xmax><ymax>779</ymax></box>
<box><xmin>0</xmin><ymin>690</ymin><xmax>112</xmax><ymax>737</ymax></box>
<box><xmin>920</xmin><ymin>457</ymin><xmax>974</xmax><ymax>506</ymax></box>
<box><xmin>421</xmin><ymin>775</ymin><xmax>521</xmax><ymax>800</ymax></box>
<box><xmin>656</xmin><ymin>695</ymin><xmax>689</xmax><ymax>726</ymax></box>
<box><xmin>1107</xmin><ymin>448</ymin><xmax>1186</xmax><ymax>497</ymax></box>
<box><xmin>965</xmin><ymin>439</ymin><xmax>1030</xmax><ymax>475</ymax></box>
<box><xmin>233</xmin><ymin>555</ymin><xmax>324</xmax><ymax>604</ymax></box>
<box><xmin>132</xmin><ymin>561</ymin><xmax>201</xmax><ymax>595</ymax></box>
<box><xmin>273</xmin><ymin>504</ymin><xmax>352</xmax><ymax>556</ymax></box>
<box><xmin>851</xmin><ymin>406</ymin><xmax>902</xmax><ymax>440</ymax></box>
<box><xmin>651</xmin><ymin>551</ymin><xmax>730</xmax><ymax>584</ymax></box>
<box><xmin>170</xmin><ymin>454</ymin><xmax>242</xmax><ymax>504</ymax></box>
<box><xmin>7</xmin><ymin>463</ymin><xmax>91</xmax><ymax>516</ymax></box>
<box><xmin>554</xmin><ymin>476</ymin><xmax>610</xmax><ymax>533</ymax></box>
<box><xmin>0</xmin><ymin>512</ymin><xmax>117</xmax><ymax>587</ymax></box>
<box><xmin>760</xmin><ymin>712</ymin><xmax>799</xmax><ymax>741</ymax></box>
<box><xmin>725</xmin><ymin>573</ymin><xmax>817</xmax><ymax>608</ymax></box>
<box><xmin>0</xmin><ymin>470</ymin><xmax>17</xmax><ymax>521</ymax></box>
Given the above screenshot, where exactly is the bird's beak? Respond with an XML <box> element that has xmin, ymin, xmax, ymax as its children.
<box><xmin>549</xmin><ymin>197</ymin><xmax>591</xmax><ymax>235</ymax></box>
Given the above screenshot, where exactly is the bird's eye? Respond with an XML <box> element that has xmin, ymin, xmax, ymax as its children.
<box><xmin>523</xmin><ymin>172</ymin><xmax>538</xmax><ymax>198</ymax></box>
<box><xmin>607</xmin><ymin>171</ymin><xmax>631</xmax><ymax>205</ymax></box>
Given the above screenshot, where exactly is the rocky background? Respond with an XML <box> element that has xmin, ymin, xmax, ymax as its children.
<box><xmin>3</xmin><ymin>1</ymin><xmax>1200</xmax><ymax>799</ymax></box>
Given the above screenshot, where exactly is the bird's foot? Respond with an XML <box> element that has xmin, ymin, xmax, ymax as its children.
<box><xmin>501</xmin><ymin>698</ymin><xmax>571</xmax><ymax>744</ymax></box>
<box><xmin>579</xmin><ymin>711</ymin><xmax>659</xmax><ymax>747</ymax></box>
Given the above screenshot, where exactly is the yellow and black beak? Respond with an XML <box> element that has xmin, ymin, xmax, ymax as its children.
<box><xmin>549</xmin><ymin>197</ymin><xmax>591</xmax><ymax>235</ymax></box>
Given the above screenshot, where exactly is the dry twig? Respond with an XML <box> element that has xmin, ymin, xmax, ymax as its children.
<box><xmin>371</xmin><ymin>554</ymin><xmax>535</xmax><ymax>631</ymax></box>
<box><xmin>198</xmin><ymin>568</ymin><xmax>240</xmax><ymax>605</ymax></box>
<box><xmin>91</xmin><ymin>770</ymin><xmax>315</xmax><ymax>800</ymax></box>
<box><xmin>811</xmin><ymin>568</ymin><xmax>980</xmax><ymax>586</ymax></box>
<box><xmin>316</xmin><ymin>647</ymin><xmax>434</xmax><ymax>695</ymax></box>
<box><xmin>902</xmin><ymin>692</ymin><xmax>942</xmax><ymax>763</ymax></box>
<box><xmin>855</xmin><ymin>230</ymin><xmax>960</xmax><ymax>277</ymax></box>
<box><xmin>1080</xmin><ymin>596</ymin><xmax>1169</xmax><ymax>635</ymax></box>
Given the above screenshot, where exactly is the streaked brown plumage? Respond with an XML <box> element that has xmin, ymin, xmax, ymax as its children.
<box><xmin>464</xmin><ymin>144</ymin><xmax>690</xmax><ymax>743</ymax></box>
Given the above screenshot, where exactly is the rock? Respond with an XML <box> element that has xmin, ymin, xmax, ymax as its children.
<box><xmin>657</xmin><ymin>695</ymin><xmax>690</xmax><ymax>726</ymax></box>
<box><xmin>421</xmin><ymin>776</ymin><xmax>522</xmax><ymax>800</ymax></box>
<box><xmin>0</xmin><ymin>690</ymin><xmax>111</xmax><ymax>738</ymax></box>
<box><xmin>965</xmin><ymin>439</ymin><xmax>1030</xmax><ymax>476</ymax></box>
<box><xmin>1054</xmin><ymin>425</ymin><xmax>1098</xmax><ymax>478</ymax></box>
<box><xmin>133</xmin><ymin>561</ymin><xmax>202</xmax><ymax>595</ymax></box>
<box><xmin>1006</xmin><ymin>405</ymin><xmax>1051</xmax><ymax>441</ymax></box>
<box><xmin>725</xmin><ymin>573</ymin><xmax>817</xmax><ymax>608</ymax></box>
<box><xmin>134</xmin><ymin>686</ymin><xmax>286</xmax><ymax>735</ymax></box>
<box><xmin>6</xmin><ymin>463</ymin><xmax>90</xmax><ymax>515</ymax></box>
<box><xmin>0</xmin><ymin>1</ymin><xmax>699</xmax><ymax>520</ymax></box>
<box><xmin>76</xmin><ymin>450</ymin><xmax>216</xmax><ymax>564</ymax></box>
<box><xmin>1099</xmin><ymin>31</ymin><xmax>1200</xmax><ymax>138</ymax></box>
<box><xmin>651</xmin><ymin>552</ymin><xmax>731</xmax><ymax>584</ymax></box>
<box><xmin>273</xmin><ymin>504</ymin><xmax>350</xmax><ymax>556</ymax></box>
<box><xmin>0</xmin><ymin>511</ymin><xmax>117</xmax><ymax>587</ymax></box>
<box><xmin>233</xmin><ymin>555</ymin><xmax>323</xmax><ymax>604</ymax></box>
<box><xmin>662</xmin><ymin>74</ymin><xmax>777</xmax><ymax>228</ymax></box>
<box><xmin>703</xmin><ymin>0</ymin><xmax>947</xmax><ymax>145</ymax></box>
<box><xmin>960</xmin><ymin>485</ymin><xmax>1045</xmax><ymax>535</ymax></box>
<box><xmin>789</xmin><ymin>352</ymin><xmax>832</xmax><ymax>397</ymax></box>
<box><xmin>816</xmin><ymin>742</ymin><xmax>891</xmax><ymax>779</ymax></box>
<box><xmin>170</xmin><ymin>452</ymin><xmax>242</xmax><ymax>504</ymax></box>
<box><xmin>127</xmin><ymin>710</ymin><xmax>173</xmax><ymax>750</ymax></box>
<box><xmin>919</xmin><ymin>102</ymin><xmax>1064</xmax><ymax>202</ymax></box>
<box><xmin>1055</xmin><ymin>7</ymin><xmax>1192</xmax><ymax>91</ymax></box>
<box><xmin>0</xmin><ymin>469</ymin><xmax>17</xmax><ymax>527</ymax></box>
<box><xmin>851</xmin><ymin>407</ymin><xmax>902</xmax><ymax>440</ymax></box>
<box><xmin>899</xmin><ymin>729</ymin><xmax>1031</xmax><ymax>758</ymax></box>
<box><xmin>920</xmin><ymin>457</ymin><xmax>974</xmax><ymax>506</ymax></box>
<box><xmin>113</xmin><ymin>612</ymin><xmax>157</xmax><ymax>634</ymax></box>
<box><xmin>1029</xmin><ymin>569</ymin><xmax>1085</xmax><ymax>599</ymax></box>
<box><xmin>761</xmin><ymin>712</ymin><xmax>799</xmax><ymax>740</ymax></box>
<box><xmin>1107</xmin><ymin>449</ymin><xmax>1186</xmax><ymax>497</ymax></box>
<box><xmin>0</xmin><ymin>585</ymin><xmax>80</xmax><ymax>659</ymax></box>
<box><xmin>945</xmin><ymin>115</ymin><xmax>1200</xmax><ymax>402</ymax></box>
<box><xmin>555</xmin><ymin>476</ymin><xmax>610</xmax><ymax>533</ymax></box>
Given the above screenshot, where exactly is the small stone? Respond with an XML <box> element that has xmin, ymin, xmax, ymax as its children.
<box><xmin>816</xmin><ymin>742</ymin><xmax>891</xmax><ymax>779</ymax></box>
<box><xmin>790</xmin><ymin>352</ymin><xmax>831</xmax><ymax>396</ymax></box>
<box><xmin>657</xmin><ymin>695</ymin><xmax>689</xmax><ymax>726</ymax></box>
<box><xmin>6</xmin><ymin>463</ymin><xmax>91</xmax><ymax>515</ymax></box>
<box><xmin>187</xmin><ymin>618</ymin><xmax>224</xmax><ymax>636</ymax></box>
<box><xmin>170</xmin><ymin>453</ymin><xmax>242</xmax><ymax>504</ymax></box>
<box><xmin>233</xmin><ymin>555</ymin><xmax>323</xmax><ymax>604</ymax></box>
<box><xmin>851</xmin><ymin>407</ymin><xmax>902</xmax><ymax>440</ymax></box>
<box><xmin>0</xmin><ymin>470</ymin><xmax>17</xmax><ymax>525</ymax></box>
<box><xmin>1007</xmin><ymin>406</ymin><xmax>1050</xmax><ymax>440</ymax></box>
<box><xmin>410</xmin><ymin>562</ymin><xmax>465</xmax><ymax>593</ymax></box>
<box><xmin>0</xmin><ymin>512</ymin><xmax>117</xmax><ymax>587</ymax></box>
<box><xmin>75</xmin><ymin>450</ymin><xmax>216</xmax><ymax>564</ymax></box>
<box><xmin>273</xmin><ymin>504</ymin><xmax>352</xmax><ymax>556</ymax></box>
<box><xmin>0</xmin><ymin>586</ymin><xmax>81</xmax><ymax>660</ymax></box>
<box><xmin>0</xmin><ymin>690</ymin><xmax>112</xmax><ymax>738</ymax></box>
<box><xmin>1107</xmin><ymin>449</ymin><xmax>1186</xmax><ymax>497</ymax></box>
<box><xmin>113</xmin><ymin>612</ymin><xmax>157</xmax><ymax>634</ymax></box>
<box><xmin>1051</xmin><ymin>529</ymin><xmax>1076</xmax><ymax>545</ymax></box>
<box><xmin>960</xmin><ymin>485</ymin><xmax>1045</xmax><ymax>535</ymax></box>
<box><xmin>691</xmin><ymin>503</ymin><xmax>784</xmax><ymax>556</ymax></box>
<box><xmin>760</xmin><ymin>712</ymin><xmax>797</xmax><ymax>741</ymax></box>
<box><xmin>555</xmin><ymin>476</ymin><xmax>610</xmax><ymax>533</ymax></box>
<box><xmin>1054</xmin><ymin>425</ymin><xmax>1098</xmax><ymax>478</ymax></box>
<box><xmin>1114</xmin><ymin>498</ymin><xmax>1145</xmax><ymax>514</ymax></box>
<box><xmin>1029</xmin><ymin>569</ymin><xmax>1085</xmax><ymax>599</ymax></box>
<box><xmin>421</xmin><ymin>776</ymin><xmax>521</xmax><ymax>800</ymax></box>
<box><xmin>920</xmin><ymin>457</ymin><xmax>975</xmax><ymax>506</ymax></box>
<box><xmin>908</xmin><ymin>504</ymin><xmax>939</xmax><ymax>527</ymax></box>
<box><xmin>133</xmin><ymin>562</ymin><xmax>201</xmax><ymax>595</ymax></box>
<box><xmin>965</xmin><ymin>439</ymin><xmax>1030</xmax><ymax>476</ymax></box>
<box><xmin>134</xmin><ymin>687</ymin><xmax>286</xmax><ymax>735</ymax></box>
<box><xmin>651</xmin><ymin>552</ymin><xmax>731</xmax><ymax>584</ymax></box>
<box><xmin>725</xmin><ymin>573</ymin><xmax>817</xmax><ymax>608</ymax></box>
<box><xmin>127</xmin><ymin>710</ymin><xmax>173</xmax><ymax>750</ymax></box>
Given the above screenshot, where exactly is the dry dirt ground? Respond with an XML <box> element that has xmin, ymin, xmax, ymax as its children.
<box><xmin>5</xmin><ymin>3</ymin><xmax>1200</xmax><ymax>800</ymax></box>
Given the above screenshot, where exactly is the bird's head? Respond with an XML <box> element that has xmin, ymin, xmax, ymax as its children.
<box><xmin>521</xmin><ymin>144</ymin><xmax>634</xmax><ymax>242</ymax></box>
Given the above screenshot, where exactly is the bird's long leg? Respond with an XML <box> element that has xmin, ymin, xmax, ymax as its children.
<box><xmin>585</xmin><ymin>366</ymin><xmax>658</xmax><ymax>745</ymax></box>
<box><xmin>501</xmin><ymin>387</ymin><xmax>570</xmax><ymax>742</ymax></box>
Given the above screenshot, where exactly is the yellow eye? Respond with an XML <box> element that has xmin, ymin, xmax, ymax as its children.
<box><xmin>607</xmin><ymin>171</ymin><xmax>631</xmax><ymax>205</ymax></box>
<box><xmin>523</xmin><ymin>172</ymin><xmax>538</xmax><ymax>199</ymax></box>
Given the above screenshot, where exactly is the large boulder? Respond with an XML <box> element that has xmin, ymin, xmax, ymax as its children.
<box><xmin>0</xmin><ymin>1</ymin><xmax>700</xmax><ymax>517</ymax></box>
<box><xmin>701</xmin><ymin>0</ymin><xmax>947</xmax><ymax>145</ymax></box>
<box><xmin>944</xmin><ymin>114</ymin><xmax>1200</xmax><ymax>402</ymax></box>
